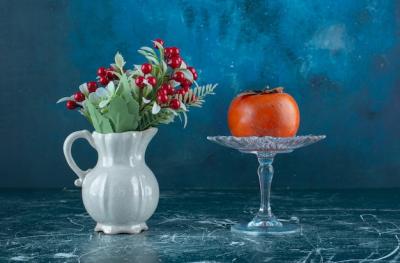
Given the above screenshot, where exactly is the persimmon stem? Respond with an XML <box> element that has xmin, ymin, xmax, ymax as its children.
<box><xmin>263</xmin><ymin>87</ymin><xmax>284</xmax><ymax>94</ymax></box>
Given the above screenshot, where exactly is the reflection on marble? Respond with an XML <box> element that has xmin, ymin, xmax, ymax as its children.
<box><xmin>1</xmin><ymin>189</ymin><xmax>400</xmax><ymax>262</ymax></box>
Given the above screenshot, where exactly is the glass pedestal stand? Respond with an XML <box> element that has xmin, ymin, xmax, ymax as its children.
<box><xmin>207</xmin><ymin>135</ymin><xmax>325</xmax><ymax>235</ymax></box>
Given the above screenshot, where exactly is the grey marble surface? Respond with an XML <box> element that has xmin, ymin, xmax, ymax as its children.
<box><xmin>1</xmin><ymin>189</ymin><xmax>400</xmax><ymax>262</ymax></box>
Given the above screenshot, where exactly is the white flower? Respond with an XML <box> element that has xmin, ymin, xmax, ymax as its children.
<box><xmin>152</xmin><ymin>102</ymin><xmax>161</xmax><ymax>114</ymax></box>
<box><xmin>57</xmin><ymin>82</ymin><xmax>90</xmax><ymax>104</ymax></box>
<box><xmin>79</xmin><ymin>83</ymin><xmax>89</xmax><ymax>95</ymax></box>
<box><xmin>88</xmin><ymin>81</ymin><xmax>115</xmax><ymax>108</ymax></box>
<box><xmin>142</xmin><ymin>97</ymin><xmax>151</xmax><ymax>104</ymax></box>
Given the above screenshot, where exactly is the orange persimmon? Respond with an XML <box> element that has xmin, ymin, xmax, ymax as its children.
<box><xmin>227</xmin><ymin>87</ymin><xmax>300</xmax><ymax>137</ymax></box>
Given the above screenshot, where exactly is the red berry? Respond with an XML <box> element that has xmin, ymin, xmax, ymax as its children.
<box><xmin>66</xmin><ymin>100</ymin><xmax>77</xmax><ymax>110</ymax></box>
<box><xmin>164</xmin><ymin>47</ymin><xmax>172</xmax><ymax>58</ymax></box>
<box><xmin>74</xmin><ymin>92</ymin><xmax>85</xmax><ymax>102</ymax></box>
<box><xmin>157</xmin><ymin>94</ymin><xmax>169</xmax><ymax>104</ymax></box>
<box><xmin>97</xmin><ymin>67</ymin><xmax>107</xmax><ymax>76</ymax></box>
<box><xmin>98</xmin><ymin>76</ymin><xmax>109</xmax><ymax>85</ymax></box>
<box><xmin>173</xmin><ymin>71</ymin><xmax>185</xmax><ymax>82</ymax></box>
<box><xmin>141</xmin><ymin>63</ymin><xmax>152</xmax><ymax>74</ymax></box>
<box><xmin>181</xmin><ymin>78</ymin><xmax>192</xmax><ymax>87</ymax></box>
<box><xmin>160</xmin><ymin>83</ymin><xmax>170</xmax><ymax>90</ymax></box>
<box><xmin>169</xmin><ymin>47</ymin><xmax>180</xmax><ymax>57</ymax></box>
<box><xmin>146</xmin><ymin>76</ymin><xmax>157</xmax><ymax>87</ymax></box>
<box><xmin>187</xmin><ymin>66</ymin><xmax>196</xmax><ymax>74</ymax></box>
<box><xmin>161</xmin><ymin>83</ymin><xmax>174</xmax><ymax>95</ymax></box>
<box><xmin>167</xmin><ymin>87</ymin><xmax>174</xmax><ymax>95</ymax></box>
<box><xmin>175</xmin><ymin>88</ymin><xmax>187</xmax><ymax>96</ymax></box>
<box><xmin>106</xmin><ymin>69</ymin><xmax>115</xmax><ymax>80</ymax></box>
<box><xmin>87</xmin><ymin>81</ymin><xmax>97</xmax><ymax>93</ymax></box>
<box><xmin>169</xmin><ymin>98</ymin><xmax>181</xmax><ymax>110</ymax></box>
<box><xmin>154</xmin><ymin>38</ymin><xmax>164</xmax><ymax>48</ymax></box>
<box><xmin>181</xmin><ymin>85</ymin><xmax>189</xmax><ymax>92</ymax></box>
<box><xmin>168</xmin><ymin>56</ymin><xmax>182</xmax><ymax>69</ymax></box>
<box><xmin>157</xmin><ymin>88</ymin><xmax>167</xmax><ymax>96</ymax></box>
<box><xmin>135</xmin><ymin>76</ymin><xmax>145</xmax><ymax>88</ymax></box>
<box><xmin>187</xmin><ymin>66</ymin><xmax>198</xmax><ymax>80</ymax></box>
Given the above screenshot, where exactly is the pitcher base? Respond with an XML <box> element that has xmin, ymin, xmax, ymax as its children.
<box><xmin>95</xmin><ymin>222</ymin><xmax>148</xmax><ymax>234</ymax></box>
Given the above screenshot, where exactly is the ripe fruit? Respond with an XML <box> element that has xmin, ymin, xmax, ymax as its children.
<box><xmin>106</xmin><ymin>68</ymin><xmax>116</xmax><ymax>79</ymax></box>
<box><xmin>173</xmin><ymin>71</ymin><xmax>185</xmax><ymax>83</ymax></box>
<box><xmin>175</xmin><ymin>88</ymin><xmax>187</xmax><ymax>96</ymax></box>
<box><xmin>168</xmin><ymin>56</ymin><xmax>182</xmax><ymax>69</ymax></box>
<box><xmin>192</xmin><ymin>72</ymin><xmax>198</xmax><ymax>80</ymax></box>
<box><xmin>181</xmin><ymin>78</ymin><xmax>192</xmax><ymax>88</ymax></box>
<box><xmin>160</xmin><ymin>83</ymin><xmax>174</xmax><ymax>95</ymax></box>
<box><xmin>74</xmin><ymin>92</ymin><xmax>85</xmax><ymax>102</ymax></box>
<box><xmin>169</xmin><ymin>98</ymin><xmax>180</xmax><ymax>109</ymax></box>
<box><xmin>146</xmin><ymin>76</ymin><xmax>157</xmax><ymax>87</ymax></box>
<box><xmin>169</xmin><ymin>47</ymin><xmax>180</xmax><ymax>57</ymax></box>
<box><xmin>164</xmin><ymin>47</ymin><xmax>179</xmax><ymax>58</ymax></box>
<box><xmin>98</xmin><ymin>76</ymin><xmax>109</xmax><ymax>85</ymax></box>
<box><xmin>97</xmin><ymin>67</ymin><xmax>107</xmax><ymax>76</ymax></box>
<box><xmin>157</xmin><ymin>94</ymin><xmax>168</xmax><ymax>104</ymax></box>
<box><xmin>157</xmin><ymin>88</ymin><xmax>167</xmax><ymax>96</ymax></box>
<box><xmin>87</xmin><ymin>81</ymin><xmax>97</xmax><ymax>92</ymax></box>
<box><xmin>228</xmin><ymin>87</ymin><xmax>300</xmax><ymax>137</ymax></box>
<box><xmin>141</xmin><ymin>63</ymin><xmax>152</xmax><ymax>74</ymax></box>
<box><xmin>187</xmin><ymin>66</ymin><xmax>198</xmax><ymax>80</ymax></box>
<box><xmin>66</xmin><ymin>100</ymin><xmax>77</xmax><ymax>110</ymax></box>
<box><xmin>135</xmin><ymin>76</ymin><xmax>145</xmax><ymax>88</ymax></box>
<box><xmin>154</xmin><ymin>38</ymin><xmax>164</xmax><ymax>48</ymax></box>
<box><xmin>164</xmin><ymin>47</ymin><xmax>172</xmax><ymax>57</ymax></box>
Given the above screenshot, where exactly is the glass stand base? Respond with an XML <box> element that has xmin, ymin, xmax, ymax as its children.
<box><xmin>231</xmin><ymin>221</ymin><xmax>299</xmax><ymax>236</ymax></box>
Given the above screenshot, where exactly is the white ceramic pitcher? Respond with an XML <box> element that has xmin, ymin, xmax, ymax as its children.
<box><xmin>63</xmin><ymin>128</ymin><xmax>159</xmax><ymax>234</ymax></box>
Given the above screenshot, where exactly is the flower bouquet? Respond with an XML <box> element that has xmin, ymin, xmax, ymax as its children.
<box><xmin>58</xmin><ymin>39</ymin><xmax>217</xmax><ymax>132</ymax></box>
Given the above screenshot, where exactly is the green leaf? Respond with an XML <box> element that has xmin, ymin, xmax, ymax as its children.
<box><xmin>182</xmin><ymin>83</ymin><xmax>217</xmax><ymax>105</ymax></box>
<box><xmin>145</xmin><ymin>55</ymin><xmax>159</xmax><ymax>65</ymax></box>
<box><xmin>115</xmin><ymin>52</ymin><xmax>126</xmax><ymax>70</ymax></box>
<box><xmin>143</xmin><ymin>85</ymin><xmax>153</xmax><ymax>97</ymax></box>
<box><xmin>138</xmin><ymin>108</ymin><xmax>176</xmax><ymax>130</ymax></box>
<box><xmin>85</xmin><ymin>101</ymin><xmax>114</xmax><ymax>133</ymax></box>
<box><xmin>161</xmin><ymin>61</ymin><xmax>167</xmax><ymax>73</ymax></box>
<box><xmin>104</xmin><ymin>96</ymin><xmax>138</xmax><ymax>132</ymax></box>
<box><xmin>124</xmin><ymin>93</ymin><xmax>140</xmax><ymax>117</ymax></box>
<box><xmin>140</xmin><ymin>46</ymin><xmax>157</xmax><ymax>56</ymax></box>
<box><xmin>181</xmin><ymin>110</ymin><xmax>188</xmax><ymax>128</ymax></box>
<box><xmin>116</xmin><ymin>74</ymin><xmax>132</xmax><ymax>100</ymax></box>
<box><xmin>114</xmin><ymin>74</ymin><xmax>140</xmax><ymax>125</ymax></box>
<box><xmin>138</xmin><ymin>50</ymin><xmax>151</xmax><ymax>57</ymax></box>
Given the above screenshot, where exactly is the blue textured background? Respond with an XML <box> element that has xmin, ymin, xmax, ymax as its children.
<box><xmin>0</xmin><ymin>0</ymin><xmax>399</xmax><ymax>189</ymax></box>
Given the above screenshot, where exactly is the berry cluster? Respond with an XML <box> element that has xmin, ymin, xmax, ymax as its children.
<box><xmin>58</xmin><ymin>38</ymin><xmax>216</xmax><ymax>132</ymax></box>
<box><xmin>97</xmin><ymin>66</ymin><xmax>117</xmax><ymax>86</ymax></box>
<box><xmin>65</xmin><ymin>39</ymin><xmax>198</xmax><ymax>112</ymax></box>
<box><xmin>131</xmin><ymin>39</ymin><xmax>199</xmax><ymax>110</ymax></box>
<box><xmin>64</xmin><ymin>67</ymin><xmax>117</xmax><ymax>109</ymax></box>
<box><xmin>134</xmin><ymin>63</ymin><xmax>156</xmax><ymax>88</ymax></box>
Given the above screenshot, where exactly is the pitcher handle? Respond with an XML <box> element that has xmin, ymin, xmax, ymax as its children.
<box><xmin>63</xmin><ymin>130</ymin><xmax>96</xmax><ymax>187</ymax></box>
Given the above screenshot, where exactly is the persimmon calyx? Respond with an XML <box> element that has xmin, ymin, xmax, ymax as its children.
<box><xmin>237</xmin><ymin>87</ymin><xmax>284</xmax><ymax>97</ymax></box>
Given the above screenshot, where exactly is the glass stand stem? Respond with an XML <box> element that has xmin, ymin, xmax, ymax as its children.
<box><xmin>258</xmin><ymin>156</ymin><xmax>274</xmax><ymax>217</ymax></box>
<box><xmin>247</xmin><ymin>153</ymin><xmax>282</xmax><ymax>228</ymax></box>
